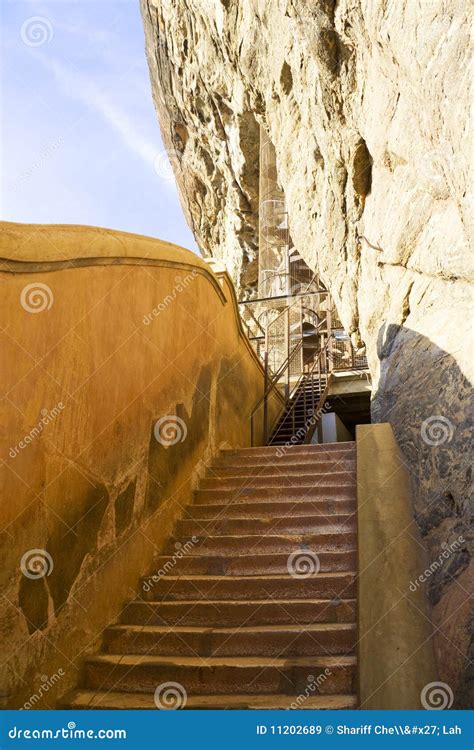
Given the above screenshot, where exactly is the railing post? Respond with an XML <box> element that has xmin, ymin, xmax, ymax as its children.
<box><xmin>327</xmin><ymin>302</ymin><xmax>333</xmax><ymax>373</ymax></box>
<box><xmin>303</xmin><ymin>376</ymin><xmax>311</xmax><ymax>427</ymax></box>
<box><xmin>284</xmin><ymin>308</ymin><xmax>290</xmax><ymax>400</ymax></box>
<box><xmin>263</xmin><ymin>351</ymin><xmax>269</xmax><ymax>443</ymax></box>
<box><xmin>317</xmin><ymin>417</ymin><xmax>323</xmax><ymax>444</ymax></box>
<box><xmin>299</xmin><ymin>295</ymin><xmax>304</xmax><ymax>373</ymax></box>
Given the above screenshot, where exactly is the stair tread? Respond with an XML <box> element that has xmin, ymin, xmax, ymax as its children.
<box><xmin>220</xmin><ymin>443</ymin><xmax>355</xmax><ymax>455</ymax></box>
<box><xmin>64</xmin><ymin>690</ymin><xmax>358</xmax><ymax>710</ymax></box>
<box><xmin>128</xmin><ymin>597</ymin><xmax>357</xmax><ymax>606</ymax></box>
<box><xmin>142</xmin><ymin>572</ymin><xmax>355</xmax><ymax>582</ymax></box>
<box><xmin>190</xmin><ymin>504</ymin><xmax>355</xmax><ymax>510</ymax></box>
<box><xmin>181</xmin><ymin>532</ymin><xmax>356</xmax><ymax>540</ymax></box>
<box><xmin>189</xmin><ymin>500</ymin><xmax>356</xmax><ymax>508</ymax></box>
<box><xmin>197</xmin><ymin>485</ymin><xmax>356</xmax><ymax>490</ymax></box>
<box><xmin>213</xmin><ymin>464</ymin><xmax>355</xmax><ymax>471</ymax></box>
<box><xmin>187</xmin><ymin>515</ymin><xmax>355</xmax><ymax>522</ymax></box>
<box><xmin>198</xmin><ymin>490</ymin><xmax>355</xmax><ymax>497</ymax></box>
<box><xmin>154</xmin><ymin>550</ymin><xmax>356</xmax><ymax>559</ymax></box>
<box><xmin>87</xmin><ymin>654</ymin><xmax>357</xmax><ymax>667</ymax></box>
<box><xmin>208</xmin><ymin>469</ymin><xmax>356</xmax><ymax>477</ymax></box>
<box><xmin>194</xmin><ymin>492</ymin><xmax>357</xmax><ymax>501</ymax></box>
<box><xmin>205</xmin><ymin>469</ymin><xmax>355</xmax><ymax>477</ymax></box>
<box><xmin>108</xmin><ymin>623</ymin><xmax>356</xmax><ymax>634</ymax></box>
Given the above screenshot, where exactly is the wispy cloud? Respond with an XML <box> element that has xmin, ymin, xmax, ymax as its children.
<box><xmin>36</xmin><ymin>52</ymin><xmax>160</xmax><ymax>170</ymax></box>
<box><xmin>3</xmin><ymin>0</ymin><xmax>197</xmax><ymax>248</ymax></box>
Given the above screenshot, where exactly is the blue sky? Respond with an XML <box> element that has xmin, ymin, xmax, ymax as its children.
<box><xmin>1</xmin><ymin>0</ymin><xmax>199</xmax><ymax>253</ymax></box>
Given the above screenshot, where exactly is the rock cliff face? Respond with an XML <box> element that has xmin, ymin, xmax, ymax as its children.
<box><xmin>141</xmin><ymin>0</ymin><xmax>472</xmax><ymax>703</ymax></box>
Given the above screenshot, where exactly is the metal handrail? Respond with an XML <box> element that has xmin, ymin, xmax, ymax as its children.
<box><xmin>250</xmin><ymin>334</ymin><xmax>336</xmax><ymax>446</ymax></box>
<box><xmin>262</xmin><ymin>295</ymin><xmax>327</xmax><ymax>374</ymax></box>
<box><xmin>249</xmin><ymin>339</ymin><xmax>304</xmax><ymax>445</ymax></box>
<box><xmin>268</xmin><ymin>336</ymin><xmax>334</xmax><ymax>445</ymax></box>
<box><xmin>239</xmin><ymin>289</ymin><xmax>327</xmax><ymax>306</ymax></box>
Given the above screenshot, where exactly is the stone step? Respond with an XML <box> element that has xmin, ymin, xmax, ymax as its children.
<box><xmin>147</xmin><ymin>549</ymin><xmax>356</xmax><ymax>576</ymax></box>
<box><xmin>219</xmin><ymin>442</ymin><xmax>355</xmax><ymax>459</ymax></box>
<box><xmin>176</xmin><ymin>514</ymin><xmax>356</xmax><ymax>537</ymax></box>
<box><xmin>194</xmin><ymin>485</ymin><xmax>356</xmax><ymax>503</ymax></box>
<box><xmin>120</xmin><ymin>597</ymin><xmax>356</xmax><ymax>627</ymax></box>
<box><xmin>200</xmin><ymin>471</ymin><xmax>355</xmax><ymax>490</ymax></box>
<box><xmin>102</xmin><ymin>623</ymin><xmax>357</xmax><ymax>657</ymax></box>
<box><xmin>165</xmin><ymin>531</ymin><xmax>357</xmax><ymax>555</ymax></box>
<box><xmin>139</xmin><ymin>572</ymin><xmax>356</xmax><ymax>602</ymax></box>
<box><xmin>219</xmin><ymin>440</ymin><xmax>356</xmax><ymax>457</ymax></box>
<box><xmin>185</xmin><ymin>498</ymin><xmax>356</xmax><ymax>518</ymax></box>
<box><xmin>206</xmin><ymin>460</ymin><xmax>356</xmax><ymax>478</ymax></box>
<box><xmin>62</xmin><ymin>690</ymin><xmax>358</xmax><ymax>710</ymax></box>
<box><xmin>212</xmin><ymin>454</ymin><xmax>356</xmax><ymax>470</ymax></box>
<box><xmin>84</xmin><ymin>654</ymin><xmax>357</xmax><ymax>696</ymax></box>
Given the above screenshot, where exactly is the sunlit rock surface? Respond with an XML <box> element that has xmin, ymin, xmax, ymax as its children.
<box><xmin>141</xmin><ymin>0</ymin><xmax>473</xmax><ymax>703</ymax></box>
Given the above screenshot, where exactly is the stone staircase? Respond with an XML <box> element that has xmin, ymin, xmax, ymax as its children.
<box><xmin>64</xmin><ymin>442</ymin><xmax>358</xmax><ymax>709</ymax></box>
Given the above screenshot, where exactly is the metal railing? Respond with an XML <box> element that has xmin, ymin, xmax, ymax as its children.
<box><xmin>250</xmin><ymin>334</ymin><xmax>340</xmax><ymax>446</ymax></box>
<box><xmin>240</xmin><ymin>292</ymin><xmax>368</xmax><ymax>376</ymax></box>
<box><xmin>243</xmin><ymin>285</ymin><xmax>368</xmax><ymax>445</ymax></box>
<box><xmin>331</xmin><ymin>330</ymin><xmax>368</xmax><ymax>370</ymax></box>
<box><xmin>267</xmin><ymin>336</ymin><xmax>334</xmax><ymax>446</ymax></box>
<box><xmin>249</xmin><ymin>338</ymin><xmax>304</xmax><ymax>446</ymax></box>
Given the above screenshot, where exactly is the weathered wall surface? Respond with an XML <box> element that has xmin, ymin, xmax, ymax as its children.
<box><xmin>0</xmin><ymin>221</ymin><xmax>279</xmax><ymax>708</ymax></box>
<box><xmin>141</xmin><ymin>0</ymin><xmax>473</xmax><ymax>703</ymax></box>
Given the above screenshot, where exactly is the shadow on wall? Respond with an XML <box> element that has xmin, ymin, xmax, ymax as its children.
<box><xmin>372</xmin><ymin>323</ymin><xmax>473</xmax><ymax>708</ymax></box>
